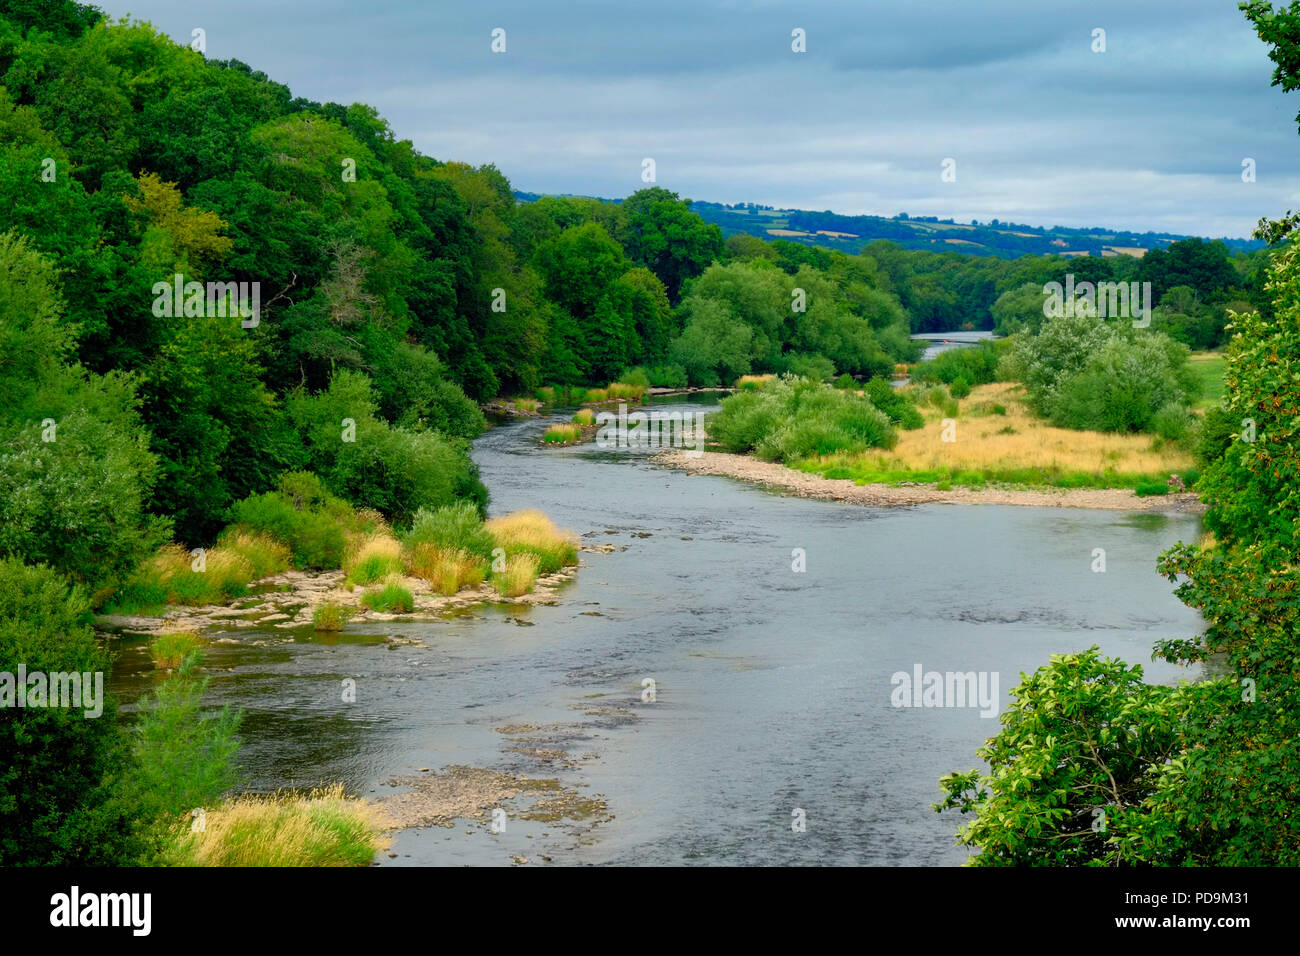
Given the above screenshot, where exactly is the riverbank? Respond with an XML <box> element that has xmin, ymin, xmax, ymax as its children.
<box><xmin>655</xmin><ymin>448</ymin><xmax>1207</xmax><ymax>512</ymax></box>
<box><xmin>96</xmin><ymin>561</ymin><xmax>585</xmax><ymax>636</ymax></box>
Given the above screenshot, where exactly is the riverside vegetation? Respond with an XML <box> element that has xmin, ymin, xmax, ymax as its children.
<box><xmin>1</xmin><ymin>0</ymin><xmax>1297</xmax><ymax>868</ymax></box>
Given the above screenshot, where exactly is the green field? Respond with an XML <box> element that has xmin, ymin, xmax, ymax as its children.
<box><xmin>1188</xmin><ymin>352</ymin><xmax>1227</xmax><ymax>410</ymax></box>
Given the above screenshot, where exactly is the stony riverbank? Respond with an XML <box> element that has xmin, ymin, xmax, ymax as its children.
<box><xmin>654</xmin><ymin>449</ymin><xmax>1208</xmax><ymax>513</ymax></box>
<box><xmin>96</xmin><ymin>561</ymin><xmax>588</xmax><ymax>636</ymax></box>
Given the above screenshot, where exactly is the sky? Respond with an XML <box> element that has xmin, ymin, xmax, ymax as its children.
<box><xmin>99</xmin><ymin>0</ymin><xmax>1300</xmax><ymax>239</ymax></box>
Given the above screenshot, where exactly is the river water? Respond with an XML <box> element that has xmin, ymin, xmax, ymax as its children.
<box><xmin>108</xmin><ymin>397</ymin><xmax>1206</xmax><ymax>866</ymax></box>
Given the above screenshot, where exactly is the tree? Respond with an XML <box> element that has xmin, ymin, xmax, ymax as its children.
<box><xmin>618</xmin><ymin>187</ymin><xmax>722</xmax><ymax>302</ymax></box>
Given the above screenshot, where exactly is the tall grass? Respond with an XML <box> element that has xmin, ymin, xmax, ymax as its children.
<box><xmin>361</xmin><ymin>580</ymin><xmax>414</xmax><ymax>613</ymax></box>
<box><xmin>312</xmin><ymin>602</ymin><xmax>350</xmax><ymax>631</ymax></box>
<box><xmin>571</xmin><ymin>408</ymin><xmax>596</xmax><ymax>425</ymax></box>
<box><xmin>605</xmin><ymin>381</ymin><xmax>647</xmax><ymax>402</ymax></box>
<box><xmin>150</xmin><ymin>631</ymin><xmax>205</xmax><ymax>669</ymax></box>
<box><xmin>486</xmin><ymin>509</ymin><xmax>579</xmax><ymax>574</ymax></box>
<box><xmin>406</xmin><ymin>544</ymin><xmax>487</xmax><ymax>596</ymax></box>
<box><xmin>543</xmin><ymin>423</ymin><xmax>582</xmax><ymax>443</ymax></box>
<box><xmin>491</xmin><ymin>552</ymin><xmax>541</xmax><ymax>597</ymax></box>
<box><xmin>735</xmin><ymin>374</ymin><xmax>775</xmax><ymax>390</ymax></box>
<box><xmin>342</xmin><ymin>533</ymin><xmax>404</xmax><ymax>585</ymax></box>
<box><xmin>164</xmin><ymin>784</ymin><xmax>388</xmax><ymax>867</ymax></box>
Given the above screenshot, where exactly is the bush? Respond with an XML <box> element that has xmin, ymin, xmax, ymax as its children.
<box><xmin>866</xmin><ymin>378</ymin><xmax>924</xmax><ymax>430</ymax></box>
<box><xmin>910</xmin><ymin>340</ymin><xmax>1003</xmax><ymax>387</ymax></box>
<box><xmin>403</xmin><ymin>502</ymin><xmax>495</xmax><ymax>561</ymax></box>
<box><xmin>1151</xmin><ymin>402</ymin><xmax>1194</xmax><ymax>442</ymax></box>
<box><xmin>782</xmin><ymin>352</ymin><xmax>836</xmax><ymax>383</ymax></box>
<box><xmin>123</xmin><ymin>653</ymin><xmax>242</xmax><ymax>857</ymax></box>
<box><xmin>0</xmin><ymin>559</ymin><xmax>138</xmax><ymax>865</ymax></box>
<box><xmin>227</xmin><ymin>471</ymin><xmax>381</xmax><ymax>571</ymax></box>
<box><xmin>617</xmin><ymin>368</ymin><xmax>651</xmax><ymax>388</ymax></box>
<box><xmin>709</xmin><ymin>375</ymin><xmax>898</xmax><ymax>463</ymax></box>
<box><xmin>1135</xmin><ymin>479</ymin><xmax>1169</xmax><ymax>497</ymax></box>
<box><xmin>834</xmin><ymin>374</ymin><xmax>858</xmax><ymax>390</ymax></box>
<box><xmin>949</xmin><ymin>376</ymin><xmax>972</xmax><ymax>399</ymax></box>
<box><xmin>645</xmin><ymin>364</ymin><xmax>688</xmax><ymax>388</ymax></box>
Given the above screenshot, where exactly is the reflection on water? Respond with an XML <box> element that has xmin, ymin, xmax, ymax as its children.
<box><xmin>107</xmin><ymin>399</ymin><xmax>1205</xmax><ymax>865</ymax></box>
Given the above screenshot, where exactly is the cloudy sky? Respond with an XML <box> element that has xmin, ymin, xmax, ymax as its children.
<box><xmin>102</xmin><ymin>0</ymin><xmax>1299</xmax><ymax>238</ymax></box>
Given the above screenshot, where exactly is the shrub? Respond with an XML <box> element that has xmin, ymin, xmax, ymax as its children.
<box><xmin>124</xmin><ymin>653</ymin><xmax>242</xmax><ymax>855</ymax></box>
<box><xmin>710</xmin><ymin>375</ymin><xmax>897</xmax><ymax>463</ymax></box>
<box><xmin>486</xmin><ymin>510</ymin><xmax>579</xmax><ymax>574</ymax></box>
<box><xmin>616</xmin><ymin>368</ymin><xmax>651</xmax><ymax>388</ymax></box>
<box><xmin>866</xmin><ymin>378</ymin><xmax>924</xmax><ymax>430</ymax></box>
<box><xmin>228</xmin><ymin>472</ymin><xmax>367</xmax><ymax>570</ymax></box>
<box><xmin>645</xmin><ymin>364</ymin><xmax>688</xmax><ymax>388</ymax></box>
<box><xmin>491</xmin><ymin>552</ymin><xmax>541</xmax><ymax>597</ymax></box>
<box><xmin>910</xmin><ymin>339</ymin><xmax>1003</xmax><ymax>387</ymax></box>
<box><xmin>361</xmin><ymin>581</ymin><xmax>414</xmax><ymax>613</ymax></box>
<box><xmin>0</xmin><ymin>558</ymin><xmax>137</xmax><ymax>865</ymax></box>
<box><xmin>783</xmin><ymin>352</ymin><xmax>836</xmax><ymax>383</ymax></box>
<box><xmin>1135</xmin><ymin>479</ymin><xmax>1169</xmax><ymax>497</ymax></box>
<box><xmin>404</xmin><ymin>502</ymin><xmax>495</xmax><ymax>560</ymax></box>
<box><xmin>834</xmin><ymin>374</ymin><xmax>858</xmax><ymax>390</ymax></box>
<box><xmin>949</xmin><ymin>376</ymin><xmax>972</xmax><ymax>399</ymax></box>
<box><xmin>1151</xmin><ymin>402</ymin><xmax>1194</xmax><ymax>442</ymax></box>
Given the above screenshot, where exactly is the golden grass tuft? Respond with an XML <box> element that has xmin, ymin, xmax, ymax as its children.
<box><xmin>491</xmin><ymin>551</ymin><xmax>541</xmax><ymax>597</ymax></box>
<box><xmin>571</xmin><ymin>408</ymin><xmax>596</xmax><ymax>425</ymax></box>
<box><xmin>342</xmin><ymin>533</ymin><xmax>404</xmax><ymax>585</ymax></box>
<box><xmin>165</xmin><ymin>784</ymin><xmax>390</xmax><ymax>867</ymax></box>
<box><xmin>735</xmin><ymin>374</ymin><xmax>775</xmax><ymax>390</ymax></box>
<box><xmin>217</xmin><ymin>531</ymin><xmax>291</xmax><ymax>579</ymax></box>
<box><xmin>486</xmin><ymin>509</ymin><xmax>580</xmax><ymax>574</ymax></box>
<box><xmin>543</xmin><ymin>423</ymin><xmax>582</xmax><ymax>444</ymax></box>
<box><xmin>605</xmin><ymin>381</ymin><xmax>647</xmax><ymax>401</ymax></box>
<box><xmin>405</xmin><ymin>543</ymin><xmax>487</xmax><ymax>596</ymax></box>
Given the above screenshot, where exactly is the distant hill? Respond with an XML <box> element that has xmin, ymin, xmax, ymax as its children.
<box><xmin>514</xmin><ymin>192</ymin><xmax>1266</xmax><ymax>260</ymax></box>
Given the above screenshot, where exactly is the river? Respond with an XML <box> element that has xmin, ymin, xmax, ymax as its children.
<box><xmin>107</xmin><ymin>397</ymin><xmax>1206</xmax><ymax>865</ymax></box>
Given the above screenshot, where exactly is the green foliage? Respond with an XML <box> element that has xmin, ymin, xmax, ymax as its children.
<box><xmin>124</xmin><ymin>652</ymin><xmax>242</xmax><ymax>857</ymax></box>
<box><xmin>403</xmin><ymin>501</ymin><xmax>495</xmax><ymax>561</ymax></box>
<box><xmin>361</xmin><ymin>582</ymin><xmax>413</xmax><ymax>613</ymax></box>
<box><xmin>909</xmin><ymin>339</ymin><xmax>1004</xmax><ymax>387</ymax></box>
<box><xmin>227</xmin><ymin>471</ymin><xmax>375</xmax><ymax>570</ymax></box>
<box><xmin>865</xmin><ymin>377</ymin><xmax>924</xmax><ymax>429</ymax></box>
<box><xmin>0</xmin><ymin>558</ymin><xmax>138</xmax><ymax>865</ymax></box>
<box><xmin>708</xmin><ymin>375</ymin><xmax>897</xmax><ymax>462</ymax></box>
